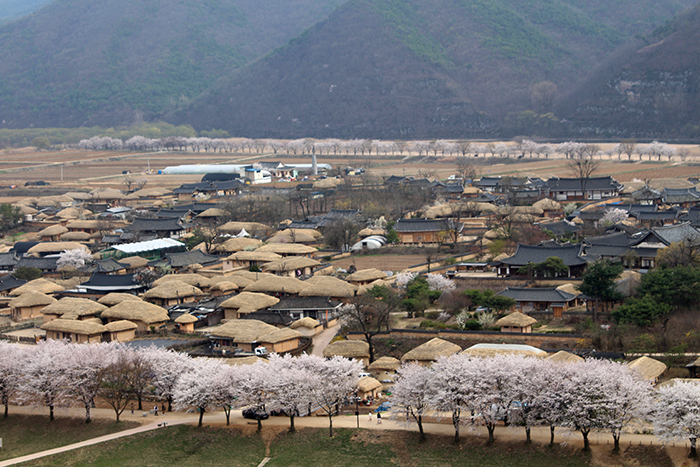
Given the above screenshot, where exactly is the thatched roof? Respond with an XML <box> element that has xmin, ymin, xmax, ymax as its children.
<box><xmin>115</xmin><ymin>256</ymin><xmax>149</xmax><ymax>268</ymax></box>
<box><xmin>556</xmin><ymin>283</ymin><xmax>579</xmax><ymax>296</ymax></box>
<box><xmin>532</xmin><ymin>198</ymin><xmax>562</xmax><ymax>211</ymax></box>
<box><xmin>104</xmin><ymin>320</ymin><xmax>138</xmax><ymax>332</ymax></box>
<box><xmin>498</xmin><ymin>206</ymin><xmax>544</xmax><ymax>216</ymax></box>
<box><xmin>462</xmin><ymin>343</ymin><xmax>547</xmax><ymax>358</ymax></box>
<box><xmin>64</xmin><ymin>191</ymin><xmax>93</xmax><ymax>200</ymax></box>
<box><xmin>209</xmin><ymin>281</ymin><xmax>239</xmax><ymax>293</ymax></box>
<box><xmin>175</xmin><ymin>313</ymin><xmax>199</xmax><ymax>324</ymax></box>
<box><xmin>323</xmin><ymin>340</ymin><xmax>370</xmax><ymax>359</ymax></box>
<box><xmin>368</xmin><ymin>356</ymin><xmax>401</xmax><ymax>371</ymax></box>
<box><xmin>629</xmin><ymin>356</ymin><xmax>667</xmax><ymax>381</ymax></box>
<box><xmin>219</xmin><ymin>292</ymin><xmax>279</xmax><ymax>314</ymax></box>
<box><xmin>41</xmin><ymin>318</ymin><xmax>105</xmax><ymax>335</ymax></box>
<box><xmin>37</xmin><ymin>225</ymin><xmax>68</xmax><ymax>237</ymax></box>
<box><xmin>56</xmin><ymin>207</ymin><xmax>93</xmax><ymax>219</ymax></box>
<box><xmin>545</xmin><ymin>351</ymin><xmax>584</xmax><ymax>364</ymax></box>
<box><xmin>357</xmin><ymin>280</ymin><xmax>389</xmax><ymax>296</ymax></box>
<box><xmin>41</xmin><ymin>297</ymin><xmax>107</xmax><ymax>317</ymax></box>
<box><xmin>14</xmin><ymin>204</ymin><xmax>38</xmax><ymax>215</ymax></box>
<box><xmin>143</xmin><ymin>280</ymin><xmax>203</xmax><ymax>299</ymax></box>
<box><xmin>261</xmin><ymin>257</ymin><xmax>320</xmax><ymax>273</ymax></box>
<box><xmin>209</xmin><ymin>319</ymin><xmax>278</xmax><ymax>342</ymax></box>
<box><xmin>60</xmin><ymin>231</ymin><xmax>92</xmax><ymax>241</ymax></box>
<box><xmin>346</xmin><ymin>268</ymin><xmax>388</xmax><ymax>283</ymax></box>
<box><xmin>98</xmin><ymin>293</ymin><xmax>143</xmax><ymax>306</ymax></box>
<box><xmin>257</xmin><ymin>327</ymin><xmax>302</xmax><ymax>344</ymax></box>
<box><xmin>101</xmin><ymin>301</ymin><xmax>169</xmax><ymax>324</ymax></box>
<box><xmin>571</xmin><ymin>216</ymin><xmax>584</xmax><ymax>225</ymax></box>
<box><xmin>255</xmin><ymin>243</ymin><xmax>317</xmax><ymax>255</ymax></box>
<box><xmin>495</xmin><ymin>312</ymin><xmax>537</xmax><ymax>328</ymax></box>
<box><xmin>65</xmin><ymin>220</ymin><xmax>101</xmax><ymax>230</ymax></box>
<box><xmin>226</xmin><ymin>251</ymin><xmax>283</xmax><ymax>262</ymax></box>
<box><xmin>299</xmin><ymin>276</ymin><xmax>357</xmax><ymax>298</ymax></box>
<box><xmin>197</xmin><ymin>208</ymin><xmax>226</xmax><ymax>218</ymax></box>
<box><xmin>290</xmin><ymin>317</ymin><xmax>320</xmax><ymax>329</ymax></box>
<box><xmin>214</xmin><ymin>237</ymin><xmax>263</xmax><ymax>253</ymax></box>
<box><xmin>219</xmin><ymin>221</ymin><xmax>271</xmax><ymax>234</ymax></box>
<box><xmin>267</xmin><ymin>231</ymin><xmax>317</xmax><ymax>244</ymax></box>
<box><xmin>230</xmin><ymin>270</ymin><xmax>278</xmax><ymax>282</ymax></box>
<box><xmin>153</xmin><ymin>274</ymin><xmax>209</xmax><ymax>288</ymax></box>
<box><xmin>131</xmin><ymin>187</ymin><xmax>172</xmax><ymax>197</ymax></box>
<box><xmin>401</xmin><ymin>338</ymin><xmax>461</xmax><ymax>362</ymax></box>
<box><xmin>358</xmin><ymin>376</ymin><xmax>382</xmax><ymax>392</ymax></box>
<box><xmin>358</xmin><ymin>227</ymin><xmax>386</xmax><ymax>237</ymax></box>
<box><xmin>244</xmin><ymin>275</ymin><xmax>305</xmax><ymax>294</ymax></box>
<box><xmin>27</xmin><ymin>242</ymin><xmax>88</xmax><ymax>255</ymax></box>
<box><xmin>313</xmin><ymin>178</ymin><xmax>342</xmax><ymax>189</ymax></box>
<box><xmin>9</xmin><ymin>292</ymin><xmax>57</xmax><ymax>308</ymax></box>
<box><xmin>91</xmin><ymin>188</ymin><xmax>126</xmax><ymax>200</ymax></box>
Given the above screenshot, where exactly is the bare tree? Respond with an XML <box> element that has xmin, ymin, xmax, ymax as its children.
<box><xmin>567</xmin><ymin>157</ymin><xmax>599</xmax><ymax>200</ymax></box>
<box><xmin>455</xmin><ymin>157</ymin><xmax>478</xmax><ymax>183</ymax></box>
<box><xmin>417</xmin><ymin>168</ymin><xmax>437</xmax><ymax>180</ymax></box>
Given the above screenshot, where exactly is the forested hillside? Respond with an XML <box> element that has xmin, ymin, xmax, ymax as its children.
<box><xmin>0</xmin><ymin>0</ymin><xmax>697</xmax><ymax>137</ymax></box>
<box><xmin>0</xmin><ymin>0</ymin><xmax>52</xmax><ymax>23</ymax></box>
<box><xmin>557</xmin><ymin>3</ymin><xmax>700</xmax><ymax>139</ymax></box>
<box><xmin>0</xmin><ymin>0</ymin><xmax>347</xmax><ymax>128</ymax></box>
<box><xmin>179</xmin><ymin>0</ymin><xmax>699</xmax><ymax>139</ymax></box>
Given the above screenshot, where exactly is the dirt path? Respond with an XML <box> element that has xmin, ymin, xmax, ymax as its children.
<box><xmin>311</xmin><ymin>324</ymin><xmax>339</xmax><ymax>357</ymax></box>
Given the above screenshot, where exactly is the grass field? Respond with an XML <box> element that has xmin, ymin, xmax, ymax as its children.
<box><xmin>0</xmin><ymin>415</ymin><xmax>140</xmax><ymax>462</ymax></box>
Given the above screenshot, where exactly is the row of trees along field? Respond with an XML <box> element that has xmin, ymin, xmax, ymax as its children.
<box><xmin>4</xmin><ymin>340</ymin><xmax>700</xmax><ymax>456</ymax></box>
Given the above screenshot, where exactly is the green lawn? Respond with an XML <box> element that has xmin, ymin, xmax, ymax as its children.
<box><xmin>0</xmin><ymin>415</ymin><xmax>140</xmax><ymax>461</ymax></box>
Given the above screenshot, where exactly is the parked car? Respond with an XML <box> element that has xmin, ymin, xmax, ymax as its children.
<box><xmin>242</xmin><ymin>406</ymin><xmax>269</xmax><ymax>420</ymax></box>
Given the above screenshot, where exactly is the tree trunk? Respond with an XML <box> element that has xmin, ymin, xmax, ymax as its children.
<box><xmin>417</xmin><ymin>415</ymin><xmax>425</xmax><ymax>442</ymax></box>
<box><xmin>4</xmin><ymin>402</ymin><xmax>8</xmax><ymax>418</ymax></box>
<box><xmin>690</xmin><ymin>437</ymin><xmax>697</xmax><ymax>458</ymax></box>
<box><xmin>486</xmin><ymin>423</ymin><xmax>495</xmax><ymax>445</ymax></box>
<box><xmin>289</xmin><ymin>414</ymin><xmax>295</xmax><ymax>433</ymax></box>
<box><xmin>328</xmin><ymin>413</ymin><xmax>334</xmax><ymax>437</ymax></box>
<box><xmin>85</xmin><ymin>403</ymin><xmax>92</xmax><ymax>423</ymax></box>
<box><xmin>49</xmin><ymin>404</ymin><xmax>54</xmax><ymax>422</ymax></box>
<box><xmin>137</xmin><ymin>395</ymin><xmax>143</xmax><ymax>411</ymax></box>
<box><xmin>168</xmin><ymin>396</ymin><xmax>173</xmax><ymax>412</ymax></box>
<box><xmin>613</xmin><ymin>433</ymin><xmax>620</xmax><ymax>453</ymax></box>
<box><xmin>257</xmin><ymin>418</ymin><xmax>262</xmax><ymax>432</ymax></box>
<box><xmin>198</xmin><ymin>407</ymin><xmax>205</xmax><ymax>427</ymax></box>
<box><xmin>224</xmin><ymin>408</ymin><xmax>231</xmax><ymax>426</ymax></box>
<box><xmin>525</xmin><ymin>426</ymin><xmax>531</xmax><ymax>445</ymax></box>
<box><xmin>550</xmin><ymin>425</ymin><xmax>555</xmax><ymax>446</ymax></box>
<box><xmin>115</xmin><ymin>409</ymin><xmax>121</xmax><ymax>422</ymax></box>
<box><xmin>452</xmin><ymin>412</ymin><xmax>460</xmax><ymax>444</ymax></box>
<box><xmin>581</xmin><ymin>429</ymin><xmax>590</xmax><ymax>452</ymax></box>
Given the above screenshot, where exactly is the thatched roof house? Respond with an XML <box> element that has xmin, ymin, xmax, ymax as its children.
<box><xmin>289</xmin><ymin>317</ymin><xmax>322</xmax><ymax>337</ymax></box>
<box><xmin>368</xmin><ymin>356</ymin><xmax>401</xmax><ymax>388</ymax></box>
<box><xmin>213</xmin><ymin>237</ymin><xmax>264</xmax><ymax>254</ymax></box>
<box><xmin>9</xmin><ymin>292</ymin><xmax>57</xmax><ymax>321</ymax></box>
<box><xmin>27</xmin><ymin>242</ymin><xmax>88</xmax><ymax>256</ymax></box>
<box><xmin>357</xmin><ymin>376</ymin><xmax>383</xmax><ymax>399</ymax></box>
<box><xmin>143</xmin><ymin>280</ymin><xmax>203</xmax><ymax>306</ymax></box>
<box><xmin>345</xmin><ymin>268</ymin><xmax>388</xmax><ymax>286</ymax></box>
<box><xmin>209</xmin><ymin>281</ymin><xmax>239</xmax><ymax>296</ymax></box>
<box><xmin>174</xmin><ymin>313</ymin><xmax>199</xmax><ymax>333</ymax></box>
<box><xmin>101</xmin><ymin>301</ymin><xmax>169</xmax><ymax>331</ymax></box>
<box><xmin>401</xmin><ymin>338</ymin><xmax>461</xmax><ymax>365</ymax></box>
<box><xmin>103</xmin><ymin>320</ymin><xmax>138</xmax><ymax>342</ymax></box>
<box><xmin>153</xmin><ymin>273</ymin><xmax>210</xmax><ymax>289</ymax></box>
<box><xmin>243</xmin><ymin>275</ymin><xmax>305</xmax><ymax>295</ymax></box>
<box><xmin>494</xmin><ymin>312</ymin><xmax>537</xmax><ymax>333</ymax></box>
<box><xmin>41</xmin><ymin>318</ymin><xmax>105</xmax><ymax>344</ymax></box>
<box><xmin>267</xmin><ymin>231</ymin><xmax>317</xmax><ymax>244</ymax></box>
<box><xmin>298</xmin><ymin>276</ymin><xmax>357</xmax><ymax>299</ymax></box>
<box><xmin>37</xmin><ymin>224</ymin><xmax>68</xmax><ymax>240</ymax></box>
<box><xmin>209</xmin><ymin>319</ymin><xmax>300</xmax><ymax>352</ymax></box>
<box><xmin>629</xmin><ymin>356</ymin><xmax>667</xmax><ymax>383</ymax></box>
<box><xmin>462</xmin><ymin>343</ymin><xmax>547</xmax><ymax>358</ymax></box>
<box><xmin>97</xmin><ymin>293</ymin><xmax>143</xmax><ymax>306</ymax></box>
<box><xmin>545</xmin><ymin>350</ymin><xmax>584</xmax><ymax>364</ymax></box>
<box><xmin>40</xmin><ymin>297</ymin><xmax>107</xmax><ymax>323</ymax></box>
<box><xmin>60</xmin><ymin>231</ymin><xmax>92</xmax><ymax>242</ymax></box>
<box><xmin>219</xmin><ymin>221</ymin><xmax>272</xmax><ymax>235</ymax></box>
<box><xmin>261</xmin><ymin>257</ymin><xmax>320</xmax><ymax>276</ymax></box>
<box><xmin>219</xmin><ymin>292</ymin><xmax>280</xmax><ymax>319</ymax></box>
<box><xmin>323</xmin><ymin>340</ymin><xmax>371</xmax><ymax>366</ymax></box>
<box><xmin>255</xmin><ymin>243</ymin><xmax>317</xmax><ymax>257</ymax></box>
<box><xmin>116</xmin><ymin>256</ymin><xmax>149</xmax><ymax>270</ymax></box>
<box><xmin>256</xmin><ymin>327</ymin><xmax>303</xmax><ymax>352</ymax></box>
<box><xmin>224</xmin><ymin>250</ymin><xmax>283</xmax><ymax>270</ymax></box>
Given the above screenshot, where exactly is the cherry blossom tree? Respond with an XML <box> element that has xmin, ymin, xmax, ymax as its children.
<box><xmin>210</xmin><ymin>364</ymin><xmax>244</xmax><ymax>426</ymax></box>
<box><xmin>469</xmin><ymin>355</ymin><xmax>519</xmax><ymax>445</ymax></box>
<box><xmin>18</xmin><ymin>340</ymin><xmax>71</xmax><ymax>421</ymax></box>
<box><xmin>395</xmin><ymin>272</ymin><xmax>417</xmax><ymax>289</ymax></box>
<box><xmin>391</xmin><ymin>362</ymin><xmax>432</xmax><ymax>441</ymax></box>
<box><xmin>0</xmin><ymin>341</ymin><xmax>26</xmax><ymax>417</ymax></box>
<box><xmin>267</xmin><ymin>354</ymin><xmax>314</xmax><ymax>432</ymax></box>
<box><xmin>57</xmin><ymin>248</ymin><xmax>93</xmax><ymax>269</ymax></box>
<box><xmin>298</xmin><ymin>354</ymin><xmax>362</xmax><ymax>437</ymax></box>
<box><xmin>144</xmin><ymin>347</ymin><xmax>193</xmax><ymax>412</ymax></box>
<box><xmin>174</xmin><ymin>358</ymin><xmax>228</xmax><ymax>427</ymax></box>
<box><xmin>653</xmin><ymin>381</ymin><xmax>700</xmax><ymax>458</ymax></box>
<box><xmin>65</xmin><ymin>342</ymin><xmax>116</xmax><ymax>423</ymax></box>
<box><xmin>426</xmin><ymin>274</ymin><xmax>455</xmax><ymax>292</ymax></box>
<box><xmin>126</xmin><ymin>350</ymin><xmax>154</xmax><ymax>411</ymax></box>
<box><xmin>100</xmin><ymin>348</ymin><xmax>138</xmax><ymax>422</ymax></box>
<box><xmin>237</xmin><ymin>360</ymin><xmax>273</xmax><ymax>432</ymax></box>
<box><xmin>505</xmin><ymin>357</ymin><xmax>549</xmax><ymax>444</ymax></box>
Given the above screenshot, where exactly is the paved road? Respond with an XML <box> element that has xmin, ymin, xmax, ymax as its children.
<box><xmin>311</xmin><ymin>324</ymin><xmax>339</xmax><ymax>357</ymax></box>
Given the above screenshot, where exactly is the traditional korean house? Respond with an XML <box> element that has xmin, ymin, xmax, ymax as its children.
<box><xmin>494</xmin><ymin>312</ymin><xmax>538</xmax><ymax>333</ymax></box>
<box><xmin>223</xmin><ymin>251</ymin><xmax>283</xmax><ymax>270</ymax></box>
<box><xmin>323</xmin><ymin>340</ymin><xmax>371</xmax><ymax>367</ymax></box>
<box><xmin>103</xmin><ymin>320</ymin><xmax>138</xmax><ymax>342</ymax></box>
<box><xmin>367</xmin><ymin>356</ymin><xmax>400</xmax><ymax>389</ymax></box>
<box><xmin>9</xmin><ymin>292</ymin><xmax>56</xmax><ymax>321</ymax></box>
<box><xmin>345</xmin><ymin>268</ymin><xmax>388</xmax><ymax>286</ymax></box>
<box><xmin>268</xmin><ymin>296</ymin><xmax>342</xmax><ymax>323</ymax></box>
<box><xmin>143</xmin><ymin>280</ymin><xmax>203</xmax><ymax>307</ymax></box>
<box><xmin>401</xmin><ymin>338</ymin><xmax>461</xmax><ymax>366</ymax></box>
<box><xmin>289</xmin><ymin>317</ymin><xmax>323</xmax><ymax>337</ymax></box>
<box><xmin>462</xmin><ymin>343</ymin><xmax>548</xmax><ymax>358</ymax></box>
<box><xmin>208</xmin><ymin>319</ymin><xmax>301</xmax><ymax>353</ymax></box>
<box><xmin>243</xmin><ymin>275</ymin><xmax>305</xmax><ymax>297</ymax></box>
<box><xmin>298</xmin><ymin>276</ymin><xmax>357</xmax><ymax>301</ymax></box>
<box><xmin>101</xmin><ymin>301</ymin><xmax>170</xmax><ymax>332</ymax></box>
<box><xmin>357</xmin><ymin>376</ymin><xmax>383</xmax><ymax>400</ymax></box>
<box><xmin>42</xmin><ymin>319</ymin><xmax>105</xmax><ymax>344</ymax></box>
<box><xmin>219</xmin><ymin>292</ymin><xmax>280</xmax><ymax>320</ymax></box>
<box><xmin>40</xmin><ymin>297</ymin><xmax>107</xmax><ymax>323</ymax></box>
<box><xmin>496</xmin><ymin>287</ymin><xmax>580</xmax><ymax>317</ymax></box>
<box><xmin>496</xmin><ymin>243</ymin><xmax>589</xmax><ymax>278</ymax></box>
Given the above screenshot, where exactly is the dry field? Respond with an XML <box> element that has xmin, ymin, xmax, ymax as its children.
<box><xmin>1</xmin><ymin>145</ymin><xmax>700</xmax><ymax>197</ymax></box>
<box><xmin>331</xmin><ymin>253</ymin><xmax>427</xmax><ymax>272</ymax></box>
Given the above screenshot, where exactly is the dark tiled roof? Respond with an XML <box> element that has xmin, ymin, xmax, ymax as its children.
<box><xmin>499</xmin><ymin>244</ymin><xmax>588</xmax><ymax>267</ymax></box>
<box><xmin>126</xmin><ymin>217</ymin><xmax>186</xmax><ymax>233</ymax></box>
<box><xmin>10</xmin><ymin>242</ymin><xmax>39</xmax><ymax>255</ymax></box>
<box><xmin>584</xmin><ymin>232</ymin><xmax>637</xmax><ymax>247</ymax></box>
<box><xmin>584</xmin><ymin>244</ymin><xmax>630</xmax><ymax>260</ymax></box>
<box><xmin>102</xmin><ymin>234</ymin><xmax>123</xmax><ymax>244</ymax></box>
<box><xmin>78</xmin><ymin>273</ymin><xmax>143</xmax><ymax>292</ymax></box>
<box><xmin>159</xmin><ymin>250</ymin><xmax>221</xmax><ymax>268</ymax></box>
<box><xmin>651</xmin><ymin>222</ymin><xmax>700</xmax><ymax>246</ymax></box>
<box><xmin>629</xmin><ymin>211</ymin><xmax>678</xmax><ymax>221</ymax></box>
<box><xmin>545</xmin><ymin>176</ymin><xmax>622</xmax><ymax>192</ymax></box>
<box><xmin>539</xmin><ymin>221</ymin><xmax>580</xmax><ymax>236</ymax></box>
<box><xmin>0</xmin><ymin>274</ymin><xmax>26</xmax><ymax>292</ymax></box>
<box><xmin>202</xmin><ymin>173</ymin><xmax>241</xmax><ymax>181</ymax></box>
<box><xmin>241</xmin><ymin>310</ymin><xmax>294</xmax><ymax>326</ymax></box>
<box><xmin>616</xmin><ymin>204</ymin><xmax>657</xmax><ymax>213</ymax></box>
<box><xmin>94</xmin><ymin>258</ymin><xmax>127</xmax><ymax>273</ymax></box>
<box><xmin>268</xmin><ymin>296</ymin><xmax>342</xmax><ymax>311</ymax></box>
<box><xmin>631</xmin><ymin>186</ymin><xmax>662</xmax><ymax>201</ymax></box>
<box><xmin>0</xmin><ymin>252</ymin><xmax>19</xmax><ymax>268</ymax></box>
<box><xmin>497</xmin><ymin>287</ymin><xmax>577</xmax><ymax>302</ymax></box>
<box><xmin>394</xmin><ymin>218</ymin><xmax>456</xmax><ymax>233</ymax></box>
<box><xmin>16</xmin><ymin>256</ymin><xmax>59</xmax><ymax>271</ymax></box>
<box><xmin>663</xmin><ymin>188</ymin><xmax>700</xmax><ymax>204</ymax></box>
<box><xmin>385</xmin><ymin>175</ymin><xmax>407</xmax><ymax>184</ymax></box>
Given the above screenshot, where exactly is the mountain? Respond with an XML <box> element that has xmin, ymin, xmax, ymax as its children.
<box><xmin>557</xmin><ymin>4</ymin><xmax>700</xmax><ymax>139</ymax></box>
<box><xmin>179</xmin><ymin>0</ymin><xmax>699</xmax><ymax>139</ymax></box>
<box><xmin>0</xmin><ymin>0</ymin><xmax>697</xmax><ymax>137</ymax></box>
<box><xmin>0</xmin><ymin>0</ymin><xmax>348</xmax><ymax>128</ymax></box>
<box><xmin>0</xmin><ymin>0</ymin><xmax>53</xmax><ymax>23</ymax></box>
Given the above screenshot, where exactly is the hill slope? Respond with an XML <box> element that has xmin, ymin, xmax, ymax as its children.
<box><xmin>179</xmin><ymin>0</ymin><xmax>699</xmax><ymax>139</ymax></box>
<box><xmin>557</xmin><ymin>4</ymin><xmax>700</xmax><ymax>139</ymax></box>
<box><xmin>0</xmin><ymin>0</ymin><xmax>347</xmax><ymax>128</ymax></box>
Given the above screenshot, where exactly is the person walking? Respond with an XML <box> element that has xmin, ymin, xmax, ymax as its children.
<box><xmin>154</xmin><ymin>405</ymin><xmax>158</xmax><ymax>416</ymax></box>
<box><xmin>130</xmin><ymin>403</ymin><xmax>134</xmax><ymax>415</ymax></box>
<box><xmin>368</xmin><ymin>412</ymin><xmax>372</xmax><ymax>423</ymax></box>
<box><xmin>377</xmin><ymin>412</ymin><xmax>382</xmax><ymax>425</ymax></box>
